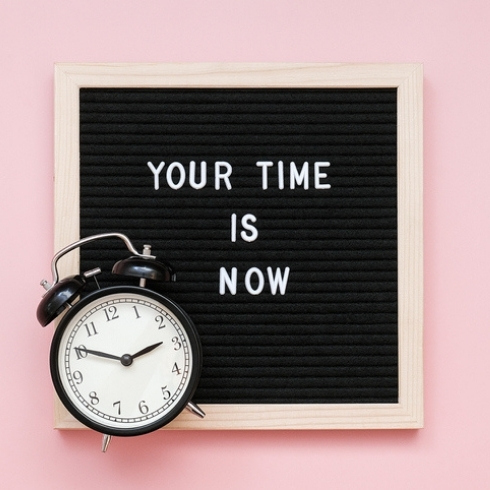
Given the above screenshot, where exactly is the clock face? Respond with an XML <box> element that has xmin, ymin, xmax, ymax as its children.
<box><xmin>50</xmin><ymin>286</ymin><xmax>201</xmax><ymax>436</ymax></box>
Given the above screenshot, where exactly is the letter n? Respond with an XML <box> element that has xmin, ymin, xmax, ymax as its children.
<box><xmin>219</xmin><ymin>267</ymin><xmax>237</xmax><ymax>295</ymax></box>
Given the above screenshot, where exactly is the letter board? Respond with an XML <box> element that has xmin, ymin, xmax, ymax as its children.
<box><xmin>54</xmin><ymin>63</ymin><xmax>423</xmax><ymax>429</ymax></box>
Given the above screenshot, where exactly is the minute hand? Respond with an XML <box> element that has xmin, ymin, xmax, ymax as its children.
<box><xmin>131</xmin><ymin>342</ymin><xmax>163</xmax><ymax>360</ymax></box>
<box><xmin>75</xmin><ymin>347</ymin><xmax>121</xmax><ymax>361</ymax></box>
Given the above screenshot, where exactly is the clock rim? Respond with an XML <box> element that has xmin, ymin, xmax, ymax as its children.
<box><xmin>49</xmin><ymin>285</ymin><xmax>202</xmax><ymax>437</ymax></box>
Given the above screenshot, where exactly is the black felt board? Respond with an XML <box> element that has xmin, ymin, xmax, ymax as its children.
<box><xmin>79</xmin><ymin>87</ymin><xmax>398</xmax><ymax>404</ymax></box>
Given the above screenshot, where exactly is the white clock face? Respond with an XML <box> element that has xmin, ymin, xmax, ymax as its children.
<box><xmin>52</xmin><ymin>289</ymin><xmax>198</xmax><ymax>434</ymax></box>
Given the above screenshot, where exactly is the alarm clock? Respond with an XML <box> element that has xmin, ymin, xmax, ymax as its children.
<box><xmin>37</xmin><ymin>233</ymin><xmax>205</xmax><ymax>452</ymax></box>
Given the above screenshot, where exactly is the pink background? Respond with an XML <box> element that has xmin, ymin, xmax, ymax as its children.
<box><xmin>1</xmin><ymin>0</ymin><xmax>489</xmax><ymax>488</ymax></box>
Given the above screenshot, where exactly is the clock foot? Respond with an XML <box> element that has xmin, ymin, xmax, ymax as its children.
<box><xmin>186</xmin><ymin>400</ymin><xmax>205</xmax><ymax>419</ymax></box>
<box><xmin>102</xmin><ymin>434</ymin><xmax>112</xmax><ymax>453</ymax></box>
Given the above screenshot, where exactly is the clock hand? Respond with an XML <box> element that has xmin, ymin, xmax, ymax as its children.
<box><xmin>75</xmin><ymin>347</ymin><xmax>121</xmax><ymax>361</ymax></box>
<box><xmin>130</xmin><ymin>342</ymin><xmax>163</xmax><ymax>360</ymax></box>
<box><xmin>119</xmin><ymin>342</ymin><xmax>163</xmax><ymax>367</ymax></box>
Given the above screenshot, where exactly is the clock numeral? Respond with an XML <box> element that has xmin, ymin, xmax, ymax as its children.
<box><xmin>172</xmin><ymin>336</ymin><xmax>182</xmax><ymax>351</ymax></box>
<box><xmin>72</xmin><ymin>371</ymin><xmax>84</xmax><ymax>384</ymax></box>
<box><xmin>138</xmin><ymin>400</ymin><xmax>149</xmax><ymax>414</ymax></box>
<box><xmin>161</xmin><ymin>386</ymin><xmax>171</xmax><ymax>400</ymax></box>
<box><xmin>103</xmin><ymin>306</ymin><xmax>119</xmax><ymax>322</ymax></box>
<box><xmin>113</xmin><ymin>401</ymin><xmax>121</xmax><ymax>415</ymax></box>
<box><xmin>89</xmin><ymin>391</ymin><xmax>100</xmax><ymax>406</ymax></box>
<box><xmin>75</xmin><ymin>345</ymin><xmax>88</xmax><ymax>359</ymax></box>
<box><xmin>155</xmin><ymin>315</ymin><xmax>165</xmax><ymax>329</ymax></box>
<box><xmin>84</xmin><ymin>321</ymin><xmax>98</xmax><ymax>337</ymax></box>
<box><xmin>172</xmin><ymin>363</ymin><xmax>182</xmax><ymax>376</ymax></box>
<box><xmin>132</xmin><ymin>305</ymin><xmax>141</xmax><ymax>319</ymax></box>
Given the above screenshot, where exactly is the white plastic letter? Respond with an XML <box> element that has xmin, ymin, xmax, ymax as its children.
<box><xmin>190</xmin><ymin>160</ymin><xmax>207</xmax><ymax>189</ymax></box>
<box><xmin>278</xmin><ymin>160</ymin><xmax>284</xmax><ymax>190</ymax></box>
<box><xmin>256</xmin><ymin>161</ymin><xmax>274</xmax><ymax>190</ymax></box>
<box><xmin>147</xmin><ymin>161</ymin><xmax>165</xmax><ymax>190</ymax></box>
<box><xmin>314</xmin><ymin>162</ymin><xmax>331</xmax><ymax>189</ymax></box>
<box><xmin>166</xmin><ymin>162</ymin><xmax>186</xmax><ymax>190</ymax></box>
<box><xmin>290</xmin><ymin>161</ymin><xmax>309</xmax><ymax>190</ymax></box>
<box><xmin>219</xmin><ymin>267</ymin><xmax>237</xmax><ymax>295</ymax></box>
<box><xmin>245</xmin><ymin>267</ymin><xmax>265</xmax><ymax>295</ymax></box>
<box><xmin>240</xmin><ymin>214</ymin><xmax>258</xmax><ymax>243</ymax></box>
<box><xmin>267</xmin><ymin>267</ymin><xmax>290</xmax><ymax>295</ymax></box>
<box><xmin>230</xmin><ymin>213</ymin><xmax>237</xmax><ymax>242</ymax></box>
<box><xmin>215</xmin><ymin>161</ymin><xmax>233</xmax><ymax>190</ymax></box>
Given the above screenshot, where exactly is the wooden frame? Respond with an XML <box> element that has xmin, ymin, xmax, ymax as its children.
<box><xmin>54</xmin><ymin>63</ymin><xmax>423</xmax><ymax>429</ymax></box>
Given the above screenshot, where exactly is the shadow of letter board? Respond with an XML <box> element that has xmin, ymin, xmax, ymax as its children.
<box><xmin>54</xmin><ymin>63</ymin><xmax>423</xmax><ymax>429</ymax></box>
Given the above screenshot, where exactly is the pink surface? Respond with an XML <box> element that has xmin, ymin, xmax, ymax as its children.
<box><xmin>2</xmin><ymin>0</ymin><xmax>490</xmax><ymax>488</ymax></box>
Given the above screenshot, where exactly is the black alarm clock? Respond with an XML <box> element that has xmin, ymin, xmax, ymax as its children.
<box><xmin>37</xmin><ymin>233</ymin><xmax>204</xmax><ymax>452</ymax></box>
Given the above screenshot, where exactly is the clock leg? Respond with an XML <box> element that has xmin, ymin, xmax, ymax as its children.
<box><xmin>101</xmin><ymin>434</ymin><xmax>112</xmax><ymax>453</ymax></box>
<box><xmin>186</xmin><ymin>400</ymin><xmax>206</xmax><ymax>419</ymax></box>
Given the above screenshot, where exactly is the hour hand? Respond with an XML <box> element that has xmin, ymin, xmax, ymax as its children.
<box><xmin>75</xmin><ymin>347</ymin><xmax>121</xmax><ymax>361</ymax></box>
<box><xmin>131</xmin><ymin>342</ymin><xmax>163</xmax><ymax>360</ymax></box>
